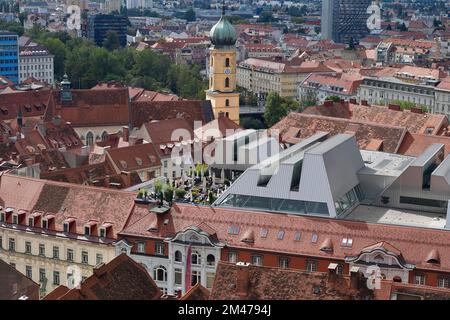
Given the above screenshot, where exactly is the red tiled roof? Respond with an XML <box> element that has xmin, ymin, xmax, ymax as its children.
<box><xmin>0</xmin><ymin>90</ymin><xmax>50</xmax><ymax>121</ymax></box>
<box><xmin>120</xmin><ymin>203</ymin><xmax>450</xmax><ymax>273</ymax></box>
<box><xmin>46</xmin><ymin>254</ymin><xmax>162</xmax><ymax>300</ymax></box>
<box><xmin>194</xmin><ymin>115</ymin><xmax>241</xmax><ymax>141</ymax></box>
<box><xmin>130</xmin><ymin>100</ymin><xmax>214</xmax><ymax>128</ymax></box>
<box><xmin>144</xmin><ymin>118</ymin><xmax>194</xmax><ymax>145</ymax></box>
<box><xmin>210</xmin><ymin>262</ymin><xmax>372</xmax><ymax>300</ymax></box>
<box><xmin>271</xmin><ymin>112</ymin><xmax>406</xmax><ymax>153</ymax></box>
<box><xmin>397</xmin><ymin>132</ymin><xmax>450</xmax><ymax>157</ymax></box>
<box><xmin>0</xmin><ymin>259</ymin><xmax>39</xmax><ymax>300</ymax></box>
<box><xmin>180</xmin><ymin>283</ymin><xmax>210</xmax><ymax>300</ymax></box>
<box><xmin>0</xmin><ymin>174</ymin><xmax>137</xmax><ymax>238</ymax></box>
<box><xmin>106</xmin><ymin>142</ymin><xmax>161</xmax><ymax>172</ymax></box>
<box><xmin>46</xmin><ymin>88</ymin><xmax>130</xmax><ymax>127</ymax></box>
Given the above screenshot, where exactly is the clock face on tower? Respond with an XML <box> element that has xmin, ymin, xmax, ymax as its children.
<box><xmin>224</xmin><ymin>68</ymin><xmax>231</xmax><ymax>75</ymax></box>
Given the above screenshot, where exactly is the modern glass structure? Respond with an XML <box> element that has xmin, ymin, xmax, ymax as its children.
<box><xmin>0</xmin><ymin>31</ymin><xmax>19</xmax><ymax>84</ymax></box>
<box><xmin>87</xmin><ymin>14</ymin><xmax>128</xmax><ymax>47</ymax></box>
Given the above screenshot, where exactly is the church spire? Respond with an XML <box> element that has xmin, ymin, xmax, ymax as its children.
<box><xmin>222</xmin><ymin>0</ymin><xmax>225</xmax><ymax>16</ymax></box>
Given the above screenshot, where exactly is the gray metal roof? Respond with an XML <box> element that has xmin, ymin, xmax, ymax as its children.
<box><xmin>410</xmin><ymin>144</ymin><xmax>444</xmax><ymax>167</ymax></box>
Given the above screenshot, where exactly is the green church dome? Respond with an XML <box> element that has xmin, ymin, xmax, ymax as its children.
<box><xmin>210</xmin><ymin>10</ymin><xmax>237</xmax><ymax>48</ymax></box>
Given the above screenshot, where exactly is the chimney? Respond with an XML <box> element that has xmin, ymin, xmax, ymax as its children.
<box><xmin>349</xmin><ymin>98</ymin><xmax>357</xmax><ymax>104</ymax></box>
<box><xmin>388</xmin><ymin>104</ymin><xmax>401</xmax><ymax>111</ymax></box>
<box><xmin>236</xmin><ymin>264</ymin><xmax>250</xmax><ymax>298</ymax></box>
<box><xmin>121</xmin><ymin>171</ymin><xmax>131</xmax><ymax>187</ymax></box>
<box><xmin>122</xmin><ymin>126</ymin><xmax>129</xmax><ymax>142</ymax></box>
<box><xmin>104</xmin><ymin>175</ymin><xmax>110</xmax><ymax>188</ymax></box>
<box><xmin>361</xmin><ymin>100</ymin><xmax>369</xmax><ymax>106</ymax></box>
<box><xmin>327</xmin><ymin>263</ymin><xmax>338</xmax><ymax>284</ymax></box>
<box><xmin>324</xmin><ymin>100</ymin><xmax>334</xmax><ymax>107</ymax></box>
<box><xmin>411</xmin><ymin>107</ymin><xmax>423</xmax><ymax>114</ymax></box>
<box><xmin>349</xmin><ymin>266</ymin><xmax>360</xmax><ymax>290</ymax></box>
<box><xmin>218</xmin><ymin>111</ymin><xmax>225</xmax><ymax>118</ymax></box>
<box><xmin>24</xmin><ymin>158</ymin><xmax>34</xmax><ymax>166</ymax></box>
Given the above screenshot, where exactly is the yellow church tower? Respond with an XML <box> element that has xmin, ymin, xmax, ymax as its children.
<box><xmin>206</xmin><ymin>4</ymin><xmax>240</xmax><ymax>124</ymax></box>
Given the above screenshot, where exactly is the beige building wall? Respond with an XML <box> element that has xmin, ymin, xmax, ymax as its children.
<box><xmin>0</xmin><ymin>228</ymin><xmax>116</xmax><ymax>296</ymax></box>
<box><xmin>75</xmin><ymin>125</ymin><xmax>125</xmax><ymax>146</ymax></box>
<box><xmin>237</xmin><ymin>66</ymin><xmax>306</xmax><ymax>99</ymax></box>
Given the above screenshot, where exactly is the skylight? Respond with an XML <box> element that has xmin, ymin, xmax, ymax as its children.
<box><xmin>311</xmin><ymin>233</ymin><xmax>318</xmax><ymax>243</ymax></box>
<box><xmin>277</xmin><ymin>230</ymin><xmax>285</xmax><ymax>240</ymax></box>
<box><xmin>260</xmin><ymin>228</ymin><xmax>268</xmax><ymax>238</ymax></box>
<box><xmin>341</xmin><ymin>237</ymin><xmax>353</xmax><ymax>247</ymax></box>
<box><xmin>228</xmin><ymin>225</ymin><xmax>240</xmax><ymax>235</ymax></box>
<box><xmin>294</xmin><ymin>231</ymin><xmax>301</xmax><ymax>241</ymax></box>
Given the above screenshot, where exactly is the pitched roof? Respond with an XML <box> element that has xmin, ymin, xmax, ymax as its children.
<box><xmin>271</xmin><ymin>112</ymin><xmax>406</xmax><ymax>153</ymax></box>
<box><xmin>210</xmin><ymin>262</ymin><xmax>373</xmax><ymax>300</ymax></box>
<box><xmin>106</xmin><ymin>142</ymin><xmax>161</xmax><ymax>172</ymax></box>
<box><xmin>303</xmin><ymin>102</ymin><xmax>448</xmax><ymax>135</ymax></box>
<box><xmin>45</xmin><ymin>254</ymin><xmax>162</xmax><ymax>300</ymax></box>
<box><xmin>397</xmin><ymin>132</ymin><xmax>450</xmax><ymax>157</ymax></box>
<box><xmin>194</xmin><ymin>115</ymin><xmax>241</xmax><ymax>141</ymax></box>
<box><xmin>0</xmin><ymin>90</ymin><xmax>50</xmax><ymax>121</ymax></box>
<box><xmin>180</xmin><ymin>283</ymin><xmax>210</xmax><ymax>300</ymax></box>
<box><xmin>0</xmin><ymin>173</ymin><xmax>137</xmax><ymax>238</ymax></box>
<box><xmin>120</xmin><ymin>203</ymin><xmax>450</xmax><ymax>273</ymax></box>
<box><xmin>0</xmin><ymin>259</ymin><xmax>39</xmax><ymax>300</ymax></box>
<box><xmin>131</xmin><ymin>100</ymin><xmax>214</xmax><ymax>128</ymax></box>
<box><xmin>144</xmin><ymin>118</ymin><xmax>193</xmax><ymax>145</ymax></box>
<box><xmin>46</xmin><ymin>88</ymin><xmax>130</xmax><ymax>127</ymax></box>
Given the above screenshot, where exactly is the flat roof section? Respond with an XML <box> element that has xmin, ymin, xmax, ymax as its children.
<box><xmin>359</xmin><ymin>150</ymin><xmax>415</xmax><ymax>176</ymax></box>
<box><xmin>345</xmin><ymin>205</ymin><xmax>447</xmax><ymax>230</ymax></box>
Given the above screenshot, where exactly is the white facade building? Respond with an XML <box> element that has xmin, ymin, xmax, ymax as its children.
<box><xmin>19</xmin><ymin>45</ymin><xmax>54</xmax><ymax>85</ymax></box>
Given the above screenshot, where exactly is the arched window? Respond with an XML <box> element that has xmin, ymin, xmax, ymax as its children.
<box><xmin>86</xmin><ymin>132</ymin><xmax>94</xmax><ymax>146</ymax></box>
<box><xmin>174</xmin><ymin>250</ymin><xmax>182</xmax><ymax>262</ymax></box>
<box><xmin>225</xmin><ymin>58</ymin><xmax>230</xmax><ymax>67</ymax></box>
<box><xmin>225</xmin><ymin>77</ymin><xmax>230</xmax><ymax>88</ymax></box>
<box><xmin>206</xmin><ymin>254</ymin><xmax>215</xmax><ymax>266</ymax></box>
<box><xmin>153</xmin><ymin>265</ymin><xmax>167</xmax><ymax>282</ymax></box>
<box><xmin>191</xmin><ymin>251</ymin><xmax>201</xmax><ymax>265</ymax></box>
<box><xmin>225</xmin><ymin>99</ymin><xmax>229</xmax><ymax>107</ymax></box>
<box><xmin>101</xmin><ymin>131</ymin><xmax>108</xmax><ymax>141</ymax></box>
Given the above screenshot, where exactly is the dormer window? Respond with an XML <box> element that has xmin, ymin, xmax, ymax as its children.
<box><xmin>28</xmin><ymin>217</ymin><xmax>34</xmax><ymax>227</ymax></box>
<box><xmin>84</xmin><ymin>226</ymin><xmax>91</xmax><ymax>236</ymax></box>
<box><xmin>0</xmin><ymin>212</ymin><xmax>4</xmax><ymax>222</ymax></box>
<box><xmin>12</xmin><ymin>214</ymin><xmax>18</xmax><ymax>225</ymax></box>
<box><xmin>63</xmin><ymin>218</ymin><xmax>76</xmax><ymax>233</ymax></box>
<box><xmin>42</xmin><ymin>219</ymin><xmax>48</xmax><ymax>229</ymax></box>
<box><xmin>99</xmin><ymin>223</ymin><xmax>112</xmax><ymax>238</ymax></box>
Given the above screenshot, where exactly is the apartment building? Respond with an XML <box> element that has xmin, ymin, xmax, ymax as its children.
<box><xmin>19</xmin><ymin>45</ymin><xmax>54</xmax><ymax>85</ymax></box>
<box><xmin>298</xmin><ymin>73</ymin><xmax>363</xmax><ymax>103</ymax></box>
<box><xmin>358</xmin><ymin>66</ymin><xmax>448</xmax><ymax>115</ymax></box>
<box><xmin>237</xmin><ymin>58</ymin><xmax>334</xmax><ymax>100</ymax></box>
<box><xmin>0</xmin><ymin>174</ymin><xmax>137</xmax><ymax>296</ymax></box>
<box><xmin>435</xmin><ymin>79</ymin><xmax>450</xmax><ymax>115</ymax></box>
